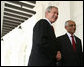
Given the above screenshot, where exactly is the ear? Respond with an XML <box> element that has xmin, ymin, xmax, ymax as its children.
<box><xmin>45</xmin><ymin>11</ymin><xmax>49</xmax><ymax>17</ymax></box>
<box><xmin>46</xmin><ymin>11</ymin><xmax>48</xmax><ymax>15</ymax></box>
<box><xmin>65</xmin><ymin>26</ymin><xmax>67</xmax><ymax>29</ymax></box>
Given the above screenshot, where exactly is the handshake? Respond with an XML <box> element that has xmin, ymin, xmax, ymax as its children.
<box><xmin>56</xmin><ymin>51</ymin><xmax>61</xmax><ymax>61</ymax></box>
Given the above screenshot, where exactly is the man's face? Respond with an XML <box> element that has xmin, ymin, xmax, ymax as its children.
<box><xmin>47</xmin><ymin>8</ymin><xmax>58</xmax><ymax>23</ymax></box>
<box><xmin>65</xmin><ymin>21</ymin><xmax>76</xmax><ymax>34</ymax></box>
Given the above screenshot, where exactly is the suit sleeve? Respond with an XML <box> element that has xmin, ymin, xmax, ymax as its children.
<box><xmin>79</xmin><ymin>39</ymin><xmax>83</xmax><ymax>66</ymax></box>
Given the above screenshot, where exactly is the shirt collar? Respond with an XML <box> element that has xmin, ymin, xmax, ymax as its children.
<box><xmin>44</xmin><ymin>18</ymin><xmax>52</xmax><ymax>25</ymax></box>
<box><xmin>67</xmin><ymin>32</ymin><xmax>75</xmax><ymax>37</ymax></box>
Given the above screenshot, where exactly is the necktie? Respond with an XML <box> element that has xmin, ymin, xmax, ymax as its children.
<box><xmin>71</xmin><ymin>36</ymin><xmax>76</xmax><ymax>52</ymax></box>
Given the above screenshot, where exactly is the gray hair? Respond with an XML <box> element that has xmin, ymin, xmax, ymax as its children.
<box><xmin>65</xmin><ymin>20</ymin><xmax>75</xmax><ymax>26</ymax></box>
<box><xmin>45</xmin><ymin>6</ymin><xmax>58</xmax><ymax>13</ymax></box>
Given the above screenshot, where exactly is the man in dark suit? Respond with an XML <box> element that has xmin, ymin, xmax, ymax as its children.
<box><xmin>57</xmin><ymin>20</ymin><xmax>83</xmax><ymax>66</ymax></box>
<box><xmin>28</xmin><ymin>6</ymin><xmax>61</xmax><ymax>66</ymax></box>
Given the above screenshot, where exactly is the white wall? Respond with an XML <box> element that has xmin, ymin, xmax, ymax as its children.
<box><xmin>52</xmin><ymin>1</ymin><xmax>70</xmax><ymax>37</ymax></box>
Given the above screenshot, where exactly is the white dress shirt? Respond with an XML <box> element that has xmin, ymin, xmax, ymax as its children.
<box><xmin>67</xmin><ymin>32</ymin><xmax>76</xmax><ymax>45</ymax></box>
<box><xmin>44</xmin><ymin>18</ymin><xmax>52</xmax><ymax>26</ymax></box>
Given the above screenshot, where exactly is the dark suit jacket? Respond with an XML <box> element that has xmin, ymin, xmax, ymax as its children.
<box><xmin>57</xmin><ymin>34</ymin><xmax>83</xmax><ymax>66</ymax></box>
<box><xmin>28</xmin><ymin>19</ymin><xmax>60</xmax><ymax>66</ymax></box>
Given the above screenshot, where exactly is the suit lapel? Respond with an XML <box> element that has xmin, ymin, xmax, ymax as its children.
<box><xmin>74</xmin><ymin>36</ymin><xmax>78</xmax><ymax>46</ymax></box>
<box><xmin>64</xmin><ymin>34</ymin><xmax>74</xmax><ymax>51</ymax></box>
<box><xmin>45</xmin><ymin>20</ymin><xmax>56</xmax><ymax>38</ymax></box>
<box><xmin>74</xmin><ymin>36</ymin><xmax>79</xmax><ymax>52</ymax></box>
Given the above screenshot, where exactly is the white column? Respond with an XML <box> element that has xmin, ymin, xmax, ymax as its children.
<box><xmin>1</xmin><ymin>1</ymin><xmax>5</xmax><ymax>36</ymax></box>
<box><xmin>33</xmin><ymin>1</ymin><xmax>43</xmax><ymax>21</ymax></box>
<box><xmin>70</xmin><ymin>1</ymin><xmax>83</xmax><ymax>51</ymax></box>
